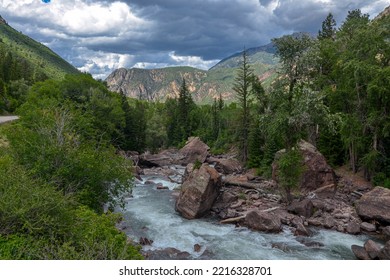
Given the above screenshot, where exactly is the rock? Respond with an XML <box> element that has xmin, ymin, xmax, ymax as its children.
<box><xmin>214</xmin><ymin>158</ymin><xmax>243</xmax><ymax>174</ymax></box>
<box><xmin>156</xmin><ymin>185</ymin><xmax>169</xmax><ymax>190</ymax></box>
<box><xmin>272</xmin><ymin>243</ymin><xmax>291</xmax><ymax>252</ymax></box>
<box><xmin>378</xmin><ymin>241</ymin><xmax>390</xmax><ymax>260</ymax></box>
<box><xmin>175</xmin><ymin>164</ymin><xmax>221</xmax><ymax>219</ymax></box>
<box><xmin>287</xmin><ymin>199</ymin><xmax>314</xmax><ymax>218</ymax></box>
<box><xmin>307</xmin><ymin>218</ymin><xmax>322</xmax><ymax>227</ymax></box>
<box><xmin>194</xmin><ymin>244</ymin><xmax>202</xmax><ymax>252</ymax></box>
<box><xmin>139</xmin><ymin>149</ymin><xmax>178</xmax><ymax>167</ymax></box>
<box><xmin>360</xmin><ymin>222</ymin><xmax>376</xmax><ymax>232</ymax></box>
<box><xmin>312</xmin><ymin>184</ymin><xmax>337</xmax><ymax>199</ymax></box>
<box><xmin>383</xmin><ymin>226</ymin><xmax>390</xmax><ymax>238</ymax></box>
<box><xmin>244</xmin><ymin>210</ymin><xmax>282</xmax><ymax>233</ymax></box>
<box><xmin>346</xmin><ymin>221</ymin><xmax>361</xmax><ymax>234</ymax></box>
<box><xmin>139</xmin><ymin>237</ymin><xmax>153</xmax><ymax>246</ymax></box>
<box><xmin>144</xmin><ymin>248</ymin><xmax>191</xmax><ymax>260</ymax></box>
<box><xmin>272</xmin><ymin>140</ymin><xmax>336</xmax><ymax>194</ymax></box>
<box><xmin>296</xmin><ymin>236</ymin><xmax>324</xmax><ymax>248</ymax></box>
<box><xmin>364</xmin><ymin>240</ymin><xmax>381</xmax><ymax>259</ymax></box>
<box><xmin>351</xmin><ymin>245</ymin><xmax>370</xmax><ymax>260</ymax></box>
<box><xmin>356</xmin><ymin>187</ymin><xmax>390</xmax><ymax>224</ymax></box>
<box><xmin>179</xmin><ymin>137</ymin><xmax>210</xmax><ymax>165</ymax></box>
<box><xmin>323</xmin><ymin>215</ymin><xmax>335</xmax><ymax>229</ymax></box>
<box><xmin>294</xmin><ymin>222</ymin><xmax>312</xmax><ymax>237</ymax></box>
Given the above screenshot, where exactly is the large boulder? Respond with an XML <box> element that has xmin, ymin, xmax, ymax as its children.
<box><xmin>175</xmin><ymin>164</ymin><xmax>221</xmax><ymax>219</ymax></box>
<box><xmin>272</xmin><ymin>140</ymin><xmax>336</xmax><ymax>194</ymax></box>
<box><xmin>244</xmin><ymin>210</ymin><xmax>282</xmax><ymax>233</ymax></box>
<box><xmin>207</xmin><ymin>157</ymin><xmax>243</xmax><ymax>174</ymax></box>
<box><xmin>356</xmin><ymin>187</ymin><xmax>390</xmax><ymax>224</ymax></box>
<box><xmin>179</xmin><ymin>137</ymin><xmax>210</xmax><ymax>165</ymax></box>
<box><xmin>139</xmin><ymin>149</ymin><xmax>179</xmax><ymax>167</ymax></box>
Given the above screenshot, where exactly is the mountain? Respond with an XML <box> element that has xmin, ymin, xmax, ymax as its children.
<box><xmin>0</xmin><ymin>15</ymin><xmax>79</xmax><ymax>82</ymax></box>
<box><xmin>106</xmin><ymin>44</ymin><xmax>279</xmax><ymax>103</ymax></box>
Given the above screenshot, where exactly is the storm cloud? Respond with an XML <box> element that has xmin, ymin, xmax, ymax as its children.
<box><xmin>0</xmin><ymin>0</ymin><xmax>388</xmax><ymax>79</ymax></box>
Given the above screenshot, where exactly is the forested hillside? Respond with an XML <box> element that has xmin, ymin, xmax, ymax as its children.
<box><xmin>0</xmin><ymin>16</ymin><xmax>79</xmax><ymax>113</ymax></box>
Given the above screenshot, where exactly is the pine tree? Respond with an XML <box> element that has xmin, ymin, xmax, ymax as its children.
<box><xmin>233</xmin><ymin>49</ymin><xmax>254</xmax><ymax>163</ymax></box>
<box><xmin>318</xmin><ymin>13</ymin><xmax>336</xmax><ymax>40</ymax></box>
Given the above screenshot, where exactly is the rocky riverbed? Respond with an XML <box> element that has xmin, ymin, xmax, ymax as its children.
<box><xmin>119</xmin><ymin>137</ymin><xmax>390</xmax><ymax>260</ymax></box>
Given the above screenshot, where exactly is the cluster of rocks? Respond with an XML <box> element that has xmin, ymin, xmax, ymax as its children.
<box><xmin>124</xmin><ymin>137</ymin><xmax>390</xmax><ymax>260</ymax></box>
<box><xmin>352</xmin><ymin>239</ymin><xmax>390</xmax><ymax>260</ymax></box>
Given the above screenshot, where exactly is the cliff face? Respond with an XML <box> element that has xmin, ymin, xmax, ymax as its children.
<box><xmin>106</xmin><ymin>67</ymin><xmax>209</xmax><ymax>102</ymax></box>
<box><xmin>375</xmin><ymin>5</ymin><xmax>390</xmax><ymax>20</ymax></box>
<box><xmin>106</xmin><ymin>44</ymin><xmax>278</xmax><ymax>103</ymax></box>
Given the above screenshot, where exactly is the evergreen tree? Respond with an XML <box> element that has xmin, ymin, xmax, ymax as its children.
<box><xmin>233</xmin><ymin>50</ymin><xmax>254</xmax><ymax>163</ymax></box>
<box><xmin>318</xmin><ymin>13</ymin><xmax>337</xmax><ymax>40</ymax></box>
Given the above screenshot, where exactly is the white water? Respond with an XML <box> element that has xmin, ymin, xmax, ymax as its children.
<box><xmin>120</xmin><ymin>174</ymin><xmax>368</xmax><ymax>260</ymax></box>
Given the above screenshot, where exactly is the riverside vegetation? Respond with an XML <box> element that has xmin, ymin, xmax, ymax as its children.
<box><xmin>0</xmin><ymin>8</ymin><xmax>389</xmax><ymax>259</ymax></box>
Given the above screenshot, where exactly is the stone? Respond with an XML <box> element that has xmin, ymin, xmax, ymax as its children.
<box><xmin>175</xmin><ymin>164</ymin><xmax>221</xmax><ymax>219</ymax></box>
<box><xmin>378</xmin><ymin>241</ymin><xmax>390</xmax><ymax>260</ymax></box>
<box><xmin>244</xmin><ymin>210</ymin><xmax>282</xmax><ymax>233</ymax></box>
<box><xmin>351</xmin><ymin>245</ymin><xmax>370</xmax><ymax>260</ymax></box>
<box><xmin>144</xmin><ymin>248</ymin><xmax>191</xmax><ymax>260</ymax></box>
<box><xmin>360</xmin><ymin>222</ymin><xmax>376</xmax><ymax>232</ymax></box>
<box><xmin>323</xmin><ymin>215</ymin><xmax>335</xmax><ymax>229</ymax></box>
<box><xmin>214</xmin><ymin>158</ymin><xmax>243</xmax><ymax>174</ymax></box>
<box><xmin>139</xmin><ymin>237</ymin><xmax>153</xmax><ymax>246</ymax></box>
<box><xmin>383</xmin><ymin>226</ymin><xmax>390</xmax><ymax>238</ymax></box>
<box><xmin>364</xmin><ymin>240</ymin><xmax>381</xmax><ymax>260</ymax></box>
<box><xmin>287</xmin><ymin>199</ymin><xmax>314</xmax><ymax>218</ymax></box>
<box><xmin>179</xmin><ymin>137</ymin><xmax>210</xmax><ymax>165</ymax></box>
<box><xmin>307</xmin><ymin>218</ymin><xmax>322</xmax><ymax>227</ymax></box>
<box><xmin>294</xmin><ymin>222</ymin><xmax>312</xmax><ymax>237</ymax></box>
<box><xmin>356</xmin><ymin>187</ymin><xmax>390</xmax><ymax>224</ymax></box>
<box><xmin>346</xmin><ymin>221</ymin><xmax>361</xmax><ymax>235</ymax></box>
<box><xmin>296</xmin><ymin>237</ymin><xmax>324</xmax><ymax>248</ymax></box>
<box><xmin>312</xmin><ymin>184</ymin><xmax>337</xmax><ymax>199</ymax></box>
<box><xmin>272</xmin><ymin>140</ymin><xmax>336</xmax><ymax>194</ymax></box>
<box><xmin>139</xmin><ymin>149</ymin><xmax>177</xmax><ymax>167</ymax></box>
<box><xmin>194</xmin><ymin>244</ymin><xmax>202</xmax><ymax>252</ymax></box>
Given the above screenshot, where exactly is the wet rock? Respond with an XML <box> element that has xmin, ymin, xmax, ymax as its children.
<box><xmin>272</xmin><ymin>243</ymin><xmax>291</xmax><ymax>253</ymax></box>
<box><xmin>323</xmin><ymin>215</ymin><xmax>336</xmax><ymax>229</ymax></box>
<box><xmin>296</xmin><ymin>236</ymin><xmax>324</xmax><ymax>248</ymax></box>
<box><xmin>351</xmin><ymin>245</ymin><xmax>370</xmax><ymax>260</ymax></box>
<box><xmin>139</xmin><ymin>150</ymin><xmax>176</xmax><ymax>167</ymax></box>
<box><xmin>356</xmin><ymin>187</ymin><xmax>390</xmax><ymax>224</ymax></box>
<box><xmin>175</xmin><ymin>164</ymin><xmax>221</xmax><ymax>219</ymax></box>
<box><xmin>156</xmin><ymin>184</ymin><xmax>169</xmax><ymax>190</ymax></box>
<box><xmin>364</xmin><ymin>240</ymin><xmax>381</xmax><ymax>259</ymax></box>
<box><xmin>307</xmin><ymin>218</ymin><xmax>322</xmax><ymax>227</ymax></box>
<box><xmin>144</xmin><ymin>248</ymin><xmax>191</xmax><ymax>260</ymax></box>
<box><xmin>272</xmin><ymin>140</ymin><xmax>336</xmax><ymax>194</ymax></box>
<box><xmin>346</xmin><ymin>221</ymin><xmax>361</xmax><ymax>235</ymax></box>
<box><xmin>179</xmin><ymin>137</ymin><xmax>210</xmax><ymax>165</ymax></box>
<box><xmin>378</xmin><ymin>241</ymin><xmax>390</xmax><ymax>260</ymax></box>
<box><xmin>194</xmin><ymin>244</ymin><xmax>202</xmax><ymax>252</ymax></box>
<box><xmin>139</xmin><ymin>237</ymin><xmax>153</xmax><ymax>246</ymax></box>
<box><xmin>294</xmin><ymin>222</ymin><xmax>312</xmax><ymax>237</ymax></box>
<box><xmin>360</xmin><ymin>222</ymin><xmax>376</xmax><ymax>232</ymax></box>
<box><xmin>383</xmin><ymin>226</ymin><xmax>390</xmax><ymax>238</ymax></box>
<box><xmin>287</xmin><ymin>199</ymin><xmax>314</xmax><ymax>218</ymax></box>
<box><xmin>244</xmin><ymin>210</ymin><xmax>282</xmax><ymax>233</ymax></box>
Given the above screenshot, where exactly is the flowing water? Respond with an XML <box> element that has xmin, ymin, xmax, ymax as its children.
<box><xmin>119</xmin><ymin>172</ymin><xmax>368</xmax><ymax>260</ymax></box>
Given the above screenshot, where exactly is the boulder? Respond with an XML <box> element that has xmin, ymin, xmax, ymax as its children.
<box><xmin>244</xmin><ymin>210</ymin><xmax>282</xmax><ymax>233</ymax></box>
<box><xmin>351</xmin><ymin>245</ymin><xmax>370</xmax><ymax>260</ymax></box>
<box><xmin>360</xmin><ymin>222</ymin><xmax>376</xmax><ymax>232</ymax></box>
<box><xmin>272</xmin><ymin>140</ymin><xmax>336</xmax><ymax>194</ymax></box>
<box><xmin>312</xmin><ymin>184</ymin><xmax>337</xmax><ymax>199</ymax></box>
<box><xmin>356</xmin><ymin>187</ymin><xmax>390</xmax><ymax>224</ymax></box>
<box><xmin>383</xmin><ymin>226</ymin><xmax>390</xmax><ymax>238</ymax></box>
<box><xmin>144</xmin><ymin>247</ymin><xmax>191</xmax><ymax>260</ymax></box>
<box><xmin>323</xmin><ymin>215</ymin><xmax>335</xmax><ymax>229</ymax></box>
<box><xmin>175</xmin><ymin>164</ymin><xmax>221</xmax><ymax>219</ymax></box>
<box><xmin>378</xmin><ymin>241</ymin><xmax>390</xmax><ymax>260</ymax></box>
<box><xmin>287</xmin><ymin>199</ymin><xmax>314</xmax><ymax>218</ymax></box>
<box><xmin>346</xmin><ymin>221</ymin><xmax>361</xmax><ymax>235</ymax></box>
<box><xmin>139</xmin><ymin>149</ymin><xmax>177</xmax><ymax>167</ymax></box>
<box><xmin>213</xmin><ymin>158</ymin><xmax>243</xmax><ymax>174</ymax></box>
<box><xmin>364</xmin><ymin>240</ymin><xmax>381</xmax><ymax>259</ymax></box>
<box><xmin>179</xmin><ymin>137</ymin><xmax>210</xmax><ymax>165</ymax></box>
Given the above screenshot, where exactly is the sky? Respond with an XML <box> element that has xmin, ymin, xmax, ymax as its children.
<box><xmin>0</xmin><ymin>0</ymin><xmax>389</xmax><ymax>79</ymax></box>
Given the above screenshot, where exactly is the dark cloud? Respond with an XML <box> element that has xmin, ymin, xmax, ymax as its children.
<box><xmin>0</xmin><ymin>0</ymin><xmax>388</xmax><ymax>78</ymax></box>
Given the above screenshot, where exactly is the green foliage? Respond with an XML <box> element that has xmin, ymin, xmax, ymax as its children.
<box><xmin>193</xmin><ymin>159</ymin><xmax>202</xmax><ymax>170</ymax></box>
<box><xmin>276</xmin><ymin>149</ymin><xmax>304</xmax><ymax>203</ymax></box>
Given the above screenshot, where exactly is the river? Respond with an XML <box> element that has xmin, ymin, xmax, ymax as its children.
<box><xmin>119</xmin><ymin>171</ymin><xmax>368</xmax><ymax>260</ymax></box>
